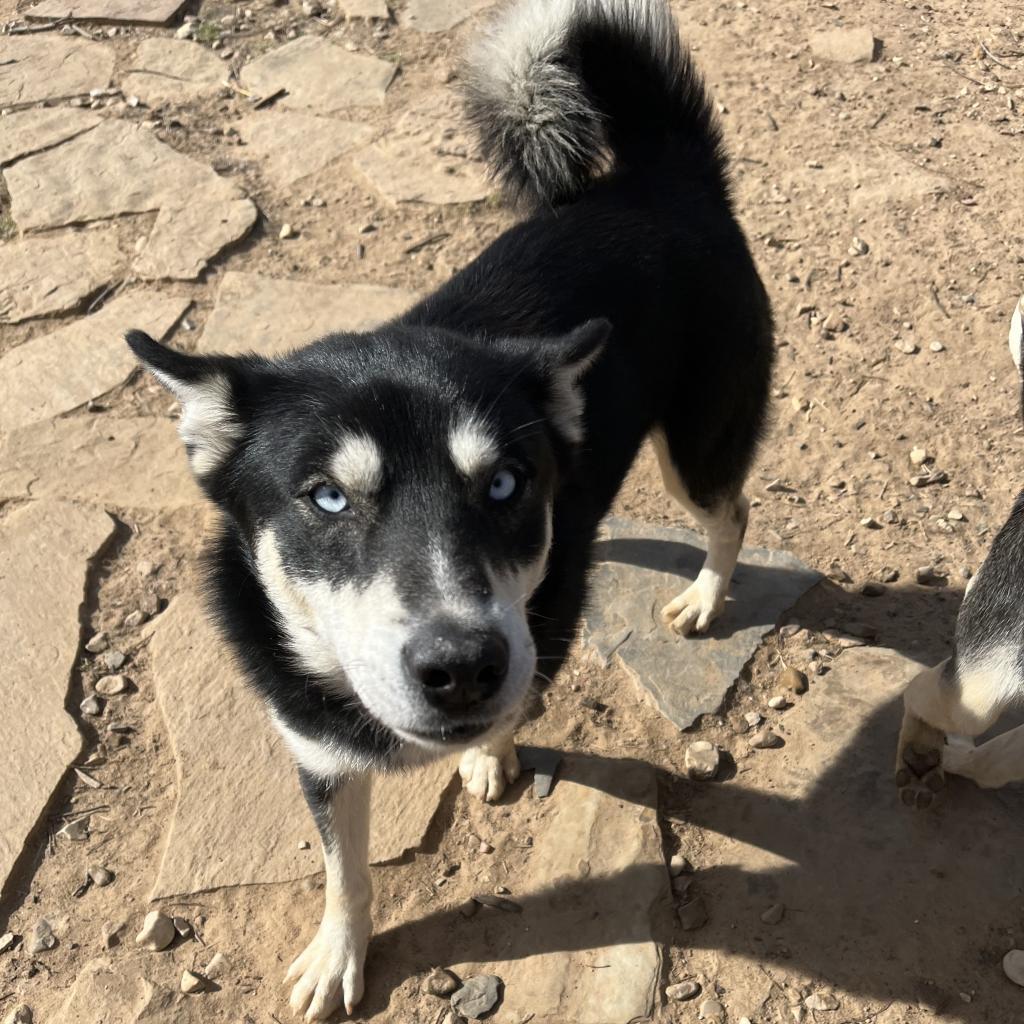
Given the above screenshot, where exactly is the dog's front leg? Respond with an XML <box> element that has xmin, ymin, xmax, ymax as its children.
<box><xmin>286</xmin><ymin>769</ymin><xmax>372</xmax><ymax>1020</ymax></box>
<box><xmin>459</xmin><ymin>724</ymin><xmax>520</xmax><ymax>802</ymax></box>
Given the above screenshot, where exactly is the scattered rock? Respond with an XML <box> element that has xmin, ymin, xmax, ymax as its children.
<box><xmin>910</xmin><ymin>446</ymin><xmax>929</xmax><ymax>466</ymax></box>
<box><xmin>761</xmin><ymin>902</ymin><xmax>786</xmax><ymax>924</ymax></box>
<box><xmin>6</xmin><ymin>1006</ymin><xmax>32</xmax><ymax>1024</ymax></box>
<box><xmin>450</xmin><ymin>975</ymin><xmax>502</xmax><ymax>1019</ymax></box>
<box><xmin>279</xmin><ymin>222</ymin><xmax>296</xmax><ymax>240</ymax></box>
<box><xmin>204</xmin><ymin>952</ymin><xmax>229</xmax><ymax>979</ymax></box>
<box><xmin>124</xmin><ymin>610</ymin><xmax>148</xmax><ymax>628</ymax></box>
<box><xmin>947</xmin><ymin>509</ymin><xmax>965</xmax><ymax>522</ymax></box>
<box><xmin>135</xmin><ymin>911</ymin><xmax>175</xmax><ymax>951</ymax></box>
<box><xmin>180</xmin><ymin>970</ymin><xmax>205</xmax><ymax>994</ymax></box>
<box><xmin>666</xmin><ymin>980</ymin><xmax>701</xmax><ymax>1001</ymax></box>
<box><xmin>849</xmin><ymin>236</ymin><xmax>869</xmax><ymax>255</ymax></box>
<box><xmin>99</xmin><ymin>651</ymin><xmax>126</xmax><ymax>672</ymax></box>
<box><xmin>895</xmin><ymin>339</ymin><xmax>919</xmax><ymax>355</ymax></box>
<box><xmin>0</xmin><ymin>932</ymin><xmax>17</xmax><ymax>954</ymax></box>
<box><xmin>95</xmin><ymin>674</ymin><xmax>129</xmax><ymax>696</ymax></box>
<box><xmin>519</xmin><ymin>745</ymin><xmax>561</xmax><ymax>798</ymax></box>
<box><xmin>88</xmin><ymin>865</ymin><xmax>114</xmax><ymax>887</ymax></box>
<box><xmin>915</xmin><ymin>565</ymin><xmax>946</xmax><ymax>586</ymax></box>
<box><xmin>810</xmin><ymin>26</ymin><xmax>879</xmax><ymax>64</ymax></box>
<box><xmin>80</xmin><ymin>696</ymin><xmax>103</xmax><ymax>717</ymax></box>
<box><xmin>779</xmin><ymin>666</ymin><xmax>808</xmax><ymax>694</ymax></box>
<box><xmin>458</xmin><ymin>899</ymin><xmax>478</xmax><ymax>919</ymax></box>
<box><xmin>172</xmin><ymin>916</ymin><xmax>192</xmax><ymax>938</ymax></box>
<box><xmin>744</xmin><ymin>710</ymin><xmax>764</xmax><ymax>728</ymax></box>
<box><xmin>684</xmin><ymin>741</ymin><xmax>720</xmax><ymax>781</ymax></box>
<box><xmin>699</xmin><ymin>997</ymin><xmax>726</xmax><ymax>1020</ymax></box>
<box><xmin>678</xmin><ymin>896</ymin><xmax>708</xmax><ymax>930</ymax></box>
<box><xmin>751</xmin><ymin>729</ymin><xmax>784</xmax><ymax>749</ymax></box>
<box><xmin>930</xmin><ymin>341</ymin><xmax>945</xmax><ymax>353</ymax></box>
<box><xmin>85</xmin><ymin>632</ymin><xmax>109</xmax><ymax>653</ymax></box>
<box><xmin>1002</xmin><ymin>949</ymin><xmax>1024</xmax><ymax>987</ymax></box>
<box><xmin>860</xmin><ymin>516</ymin><xmax>882</xmax><ymax>529</ymax></box>
<box><xmin>805</xmin><ymin>992</ymin><xmax>839</xmax><ymax>1011</ymax></box>
<box><xmin>58</xmin><ymin>817</ymin><xmax>90</xmax><ymax>841</ymax></box>
<box><xmin>669</xmin><ymin>853</ymin><xmax>693</xmax><ymax>876</ymax></box>
<box><xmin>27</xmin><ymin>919</ymin><xmax>56</xmax><ymax>954</ymax></box>
<box><xmin>424</xmin><ymin>967</ymin><xmax>460</xmax><ymax>997</ymax></box>
<box><xmin>767</xmin><ymin>695</ymin><xmax>789</xmax><ymax>710</ymax></box>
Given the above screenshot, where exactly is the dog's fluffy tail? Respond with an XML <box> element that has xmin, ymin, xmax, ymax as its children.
<box><xmin>463</xmin><ymin>0</ymin><xmax>725</xmax><ymax>207</ymax></box>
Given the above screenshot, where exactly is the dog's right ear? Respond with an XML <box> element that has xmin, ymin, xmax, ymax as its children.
<box><xmin>126</xmin><ymin>330</ymin><xmax>245</xmax><ymax>478</ymax></box>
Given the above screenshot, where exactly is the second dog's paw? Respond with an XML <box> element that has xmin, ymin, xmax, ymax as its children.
<box><xmin>285</xmin><ymin>918</ymin><xmax>368</xmax><ymax>1020</ymax></box>
<box><xmin>459</xmin><ymin>744</ymin><xmax>520</xmax><ymax>802</ymax></box>
<box><xmin>661</xmin><ymin>579</ymin><xmax>724</xmax><ymax>636</ymax></box>
<box><xmin>894</xmin><ymin>715</ymin><xmax>946</xmax><ymax>809</ymax></box>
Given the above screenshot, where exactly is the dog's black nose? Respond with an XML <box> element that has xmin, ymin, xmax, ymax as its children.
<box><xmin>403</xmin><ymin>623</ymin><xmax>509</xmax><ymax>711</ymax></box>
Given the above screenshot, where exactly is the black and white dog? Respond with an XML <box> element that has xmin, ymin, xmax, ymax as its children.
<box><xmin>128</xmin><ymin>0</ymin><xmax>772</xmax><ymax>1016</ymax></box>
<box><xmin>896</xmin><ymin>295</ymin><xmax>1024</xmax><ymax>806</ymax></box>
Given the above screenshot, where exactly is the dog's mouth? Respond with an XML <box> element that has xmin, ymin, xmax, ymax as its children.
<box><xmin>400</xmin><ymin>721</ymin><xmax>493</xmax><ymax>745</ymax></box>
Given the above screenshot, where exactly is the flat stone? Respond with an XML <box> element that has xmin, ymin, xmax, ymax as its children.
<box><xmin>122</xmin><ymin>38</ymin><xmax>227</xmax><ymax>107</ymax></box>
<box><xmin>583</xmin><ymin>517</ymin><xmax>820</xmax><ymax>729</ymax></box>
<box><xmin>451</xmin><ymin>975</ymin><xmax>502</xmax><ymax>1019</ymax></box>
<box><xmin>685</xmin><ymin>741</ymin><xmax>720</xmax><ymax>781</ymax></box>
<box><xmin>518</xmin><ymin>745</ymin><xmax>561</xmax><ymax>798</ymax></box>
<box><xmin>95</xmin><ymin>674</ymin><xmax>129</xmax><ymax>696</ymax></box>
<box><xmin>241</xmin><ymin>36</ymin><xmax>396</xmax><ymax>112</ymax></box>
<box><xmin>196</xmin><ymin>271</ymin><xmax>417</xmax><ymax>357</ymax></box>
<box><xmin>0</xmin><ymin>416</ymin><xmax>199</xmax><ymax>509</ymax></box>
<box><xmin>236</xmin><ymin>111</ymin><xmax>373</xmax><ymax>187</ymax></box>
<box><xmin>0</xmin><ymin>226</ymin><xmax>124</xmax><ymax>323</ymax></box>
<box><xmin>352</xmin><ymin>90</ymin><xmax>489</xmax><ymax>205</ymax></box>
<box><xmin>699</xmin><ymin>998</ymin><xmax>725</xmax><ymax>1020</ymax></box>
<box><xmin>0</xmin><ymin>291</ymin><xmax>189</xmax><ymax>434</ymax></box>
<box><xmin>5</xmin><ymin>120</ymin><xmax>241</xmax><ymax>231</ymax></box>
<box><xmin>0</xmin><ymin>504</ymin><xmax>116</xmax><ymax>894</ymax></box>
<box><xmin>0</xmin><ymin>37</ymin><xmax>114</xmax><ymax>107</ymax></box>
<box><xmin>27</xmin><ymin>919</ymin><xmax>56</xmax><ymax>954</ymax></box>
<box><xmin>27</xmin><ymin>0</ymin><xmax>187</xmax><ymax>24</ymax></box>
<box><xmin>52</xmin><ymin>960</ymin><xmax>177</xmax><ymax>1024</ymax></box>
<box><xmin>451</xmin><ymin>755</ymin><xmax>665</xmax><ymax>1024</ymax></box>
<box><xmin>149</xmin><ymin>592</ymin><xmax>455</xmax><ymax>898</ymax></box>
<box><xmin>809</xmin><ymin>27</ymin><xmax>879</xmax><ymax>64</ymax></box>
<box><xmin>402</xmin><ymin>0</ymin><xmax>492</xmax><ymax>32</ymax></box>
<box><xmin>0</xmin><ymin>108</ymin><xmax>102</xmax><ymax>167</ymax></box>
<box><xmin>338</xmin><ymin>0</ymin><xmax>390</xmax><ymax>17</ymax></box>
<box><xmin>135</xmin><ymin>198</ymin><xmax>257</xmax><ymax>280</ymax></box>
<box><xmin>666</xmin><ymin>980</ymin><xmax>701</xmax><ymax>1001</ymax></box>
<box><xmin>1003</xmin><ymin>949</ymin><xmax>1024</xmax><ymax>987</ymax></box>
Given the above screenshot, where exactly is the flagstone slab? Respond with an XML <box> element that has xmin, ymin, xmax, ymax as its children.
<box><xmin>134</xmin><ymin>198</ymin><xmax>257</xmax><ymax>280</ymax></box>
<box><xmin>402</xmin><ymin>0</ymin><xmax>492</xmax><ymax>32</ymax></box>
<box><xmin>196</xmin><ymin>271</ymin><xmax>417</xmax><ymax>357</ymax></box>
<box><xmin>150</xmin><ymin>593</ymin><xmax>457</xmax><ymax>899</ymax></box>
<box><xmin>0</xmin><ymin>502</ymin><xmax>116</xmax><ymax>896</ymax></box>
<box><xmin>0</xmin><ymin>107</ymin><xmax>102</xmax><ymax>167</ymax></box>
<box><xmin>0</xmin><ymin>416</ymin><xmax>199</xmax><ymax>509</ymax></box>
<box><xmin>0</xmin><ymin>226</ymin><xmax>124</xmax><ymax>323</ymax></box>
<box><xmin>0</xmin><ymin>36</ymin><xmax>114</xmax><ymax>107</ymax></box>
<box><xmin>583</xmin><ymin>517</ymin><xmax>821</xmax><ymax>729</ymax></box>
<box><xmin>27</xmin><ymin>0</ymin><xmax>187</xmax><ymax>24</ymax></box>
<box><xmin>352</xmin><ymin>91</ymin><xmax>489</xmax><ymax>204</ymax></box>
<box><xmin>240</xmin><ymin>36</ymin><xmax>396</xmax><ymax>112</ymax></box>
<box><xmin>122</xmin><ymin>38</ymin><xmax>226</xmax><ymax>107</ymax></box>
<box><xmin>236</xmin><ymin>110</ymin><xmax>373</xmax><ymax>187</ymax></box>
<box><xmin>52</xmin><ymin>959</ymin><xmax>183</xmax><ymax>1024</ymax></box>
<box><xmin>451</xmin><ymin>754</ymin><xmax>666</xmax><ymax>1024</ymax></box>
<box><xmin>0</xmin><ymin>291</ymin><xmax>189</xmax><ymax>435</ymax></box>
<box><xmin>4</xmin><ymin>120</ymin><xmax>241</xmax><ymax>231</ymax></box>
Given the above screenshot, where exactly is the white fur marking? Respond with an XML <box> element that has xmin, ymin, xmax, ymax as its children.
<box><xmin>330</xmin><ymin>434</ymin><xmax>383</xmax><ymax>494</ymax></box>
<box><xmin>155</xmin><ymin>370</ymin><xmax>242</xmax><ymax>476</ymax></box>
<box><xmin>1010</xmin><ymin>295</ymin><xmax>1023</xmax><ymax>370</ymax></box>
<box><xmin>449</xmin><ymin>416</ymin><xmax>498</xmax><ymax>477</ymax></box>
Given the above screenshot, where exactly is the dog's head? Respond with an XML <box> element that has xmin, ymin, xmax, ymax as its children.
<box><xmin>128</xmin><ymin>320</ymin><xmax>609</xmax><ymax>750</ymax></box>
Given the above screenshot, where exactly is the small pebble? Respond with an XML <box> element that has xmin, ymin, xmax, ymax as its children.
<box><xmin>172</xmin><ymin>916</ymin><xmax>192</xmax><ymax>939</ymax></box>
<box><xmin>665</xmin><ymin>980</ymin><xmax>701</xmax><ymax>1001</ymax></box>
<box><xmin>58</xmin><ymin>818</ymin><xmax>89</xmax><ymax>841</ymax></box>
<box><xmin>767</xmin><ymin>695</ymin><xmax>789</xmax><ymax>710</ymax></box>
<box><xmin>279</xmin><ymin>223</ymin><xmax>296</xmax><ymax>239</ymax></box>
<box><xmin>751</xmin><ymin>728</ymin><xmax>783</xmax><ymax>749</ymax></box>
<box><xmin>761</xmin><ymin>902</ymin><xmax>786</xmax><ymax>924</ymax></box>
<box><xmin>27</xmin><ymin>919</ymin><xmax>56</xmax><ymax>954</ymax></box>
<box><xmin>744</xmin><ymin>710</ymin><xmax>763</xmax><ymax>728</ymax></box>
<box><xmin>849</xmin><ymin>236</ymin><xmax>869</xmax><ymax>255</ymax></box>
<box><xmin>297</xmin><ymin>840</ymin><xmax>310</xmax><ymax>850</ymax></box>
<box><xmin>205</xmin><ymin>952</ymin><xmax>229</xmax><ymax>979</ymax></box>
<box><xmin>136</xmin><ymin>911</ymin><xmax>175</xmax><ymax>951</ymax></box>
<box><xmin>100</xmin><ymin>919</ymin><xmax>126</xmax><ymax>949</ymax></box>
<box><xmin>929</xmin><ymin>341</ymin><xmax>945</xmax><ymax>352</ymax></box>
<box><xmin>879</xmin><ymin>567</ymin><xmax>899</xmax><ymax>583</ymax></box>
<box><xmin>99</xmin><ymin>650</ymin><xmax>126</xmax><ymax>671</ymax></box>
<box><xmin>677</xmin><ymin>896</ymin><xmax>708</xmax><ymax>931</ymax></box>
<box><xmin>947</xmin><ymin>509</ymin><xmax>965</xmax><ymax>522</ymax></box>
<box><xmin>95</xmin><ymin>674</ymin><xmax>128</xmax><ymax>696</ymax></box>
<box><xmin>895</xmin><ymin>339</ymin><xmax>918</xmax><ymax>354</ymax></box>
<box><xmin>805</xmin><ymin>992</ymin><xmax>839</xmax><ymax>1011</ymax></box>
<box><xmin>7</xmin><ymin>1006</ymin><xmax>32</xmax><ymax>1024</ymax></box>
<box><xmin>123</xmin><ymin>610</ymin><xmax>148</xmax><ymax>628</ymax></box>
<box><xmin>450</xmin><ymin>974</ymin><xmax>502</xmax><ymax>1019</ymax></box>
<box><xmin>684</xmin><ymin>741</ymin><xmax>720</xmax><ymax>781</ymax></box>
<box><xmin>779</xmin><ymin>666</ymin><xmax>808</xmax><ymax>694</ymax></box>
<box><xmin>180</xmin><ymin>969</ymin><xmax>205</xmax><ymax>994</ymax></box>
<box><xmin>1003</xmin><ymin>949</ymin><xmax>1024</xmax><ymax>987</ymax></box>
<box><xmin>916</xmin><ymin>565</ymin><xmax>946</xmax><ymax>586</ymax></box>
<box><xmin>669</xmin><ymin>853</ymin><xmax>693</xmax><ymax>876</ymax></box>
<box><xmin>458</xmin><ymin>899</ymin><xmax>478</xmax><ymax>919</ymax></box>
<box><xmin>0</xmin><ymin>932</ymin><xmax>17</xmax><ymax>954</ymax></box>
<box><xmin>80</xmin><ymin>695</ymin><xmax>103</xmax><ymax>716</ymax></box>
<box><xmin>423</xmin><ymin>967</ymin><xmax>460</xmax><ymax>997</ymax></box>
<box><xmin>910</xmin><ymin>446</ymin><xmax>929</xmax><ymax>466</ymax></box>
<box><xmin>88</xmin><ymin>865</ymin><xmax>114</xmax><ymax>887</ymax></box>
<box><xmin>85</xmin><ymin>632</ymin><xmax>108</xmax><ymax>653</ymax></box>
<box><xmin>174</xmin><ymin>22</ymin><xmax>193</xmax><ymax>38</ymax></box>
<box><xmin>699</xmin><ymin>997</ymin><xmax>725</xmax><ymax>1020</ymax></box>
<box><xmin>478</xmin><ymin>839</ymin><xmax>493</xmax><ymax>854</ymax></box>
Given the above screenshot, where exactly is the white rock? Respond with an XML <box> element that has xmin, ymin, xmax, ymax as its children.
<box><xmin>804</xmin><ymin>991</ymin><xmax>839</xmax><ymax>1011</ymax></box>
<box><xmin>1003</xmin><ymin>949</ymin><xmax>1024</xmax><ymax>987</ymax></box>
<box><xmin>768</xmin><ymin>695</ymin><xmax>789</xmax><ymax>710</ymax></box>
<box><xmin>180</xmin><ymin>970</ymin><xmax>205</xmax><ymax>994</ymax></box>
<box><xmin>279</xmin><ymin>223</ymin><xmax>296</xmax><ymax>239</ymax></box>
<box><xmin>95</xmin><ymin>674</ymin><xmax>128</xmax><ymax>696</ymax></box>
<box><xmin>665</xmin><ymin>980</ymin><xmax>701</xmax><ymax>1001</ymax></box>
<box><xmin>135</xmin><ymin>911</ymin><xmax>175</xmax><ymax>951</ymax></box>
<box><xmin>684</xmin><ymin>741</ymin><xmax>720</xmax><ymax>781</ymax></box>
<box><xmin>205</xmin><ymin>952</ymin><xmax>229</xmax><ymax>979</ymax></box>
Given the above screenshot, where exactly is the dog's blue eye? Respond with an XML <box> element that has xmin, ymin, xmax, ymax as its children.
<box><xmin>311</xmin><ymin>483</ymin><xmax>349</xmax><ymax>514</ymax></box>
<box><xmin>489</xmin><ymin>469</ymin><xmax>518</xmax><ymax>502</ymax></box>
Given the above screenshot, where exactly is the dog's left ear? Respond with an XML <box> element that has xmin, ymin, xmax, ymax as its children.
<box><xmin>126</xmin><ymin>330</ymin><xmax>246</xmax><ymax>479</ymax></box>
<box><xmin>539</xmin><ymin>318</ymin><xmax>612</xmax><ymax>444</ymax></box>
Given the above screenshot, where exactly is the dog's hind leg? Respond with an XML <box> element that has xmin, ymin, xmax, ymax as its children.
<box><xmin>650</xmin><ymin>428</ymin><xmax>749</xmax><ymax>635</ymax></box>
<box><xmin>896</xmin><ymin>655</ymin><xmax>1010</xmax><ymax>807</ymax></box>
<box><xmin>459</xmin><ymin>722</ymin><xmax>520</xmax><ymax>803</ymax></box>
<box><xmin>286</xmin><ymin>769</ymin><xmax>372</xmax><ymax>1020</ymax></box>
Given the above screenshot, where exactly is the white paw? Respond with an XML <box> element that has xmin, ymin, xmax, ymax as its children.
<box><xmin>459</xmin><ymin>744</ymin><xmax>520</xmax><ymax>802</ymax></box>
<box><xmin>941</xmin><ymin>736</ymin><xmax>975</xmax><ymax>777</ymax></box>
<box><xmin>285</xmin><ymin>918</ymin><xmax>368</xmax><ymax>1020</ymax></box>
<box><xmin>661</xmin><ymin>578</ymin><xmax>724</xmax><ymax>635</ymax></box>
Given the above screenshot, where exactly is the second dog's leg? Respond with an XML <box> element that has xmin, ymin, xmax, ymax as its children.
<box><xmin>287</xmin><ymin>770</ymin><xmax>372</xmax><ymax>1021</ymax></box>
<box><xmin>651</xmin><ymin>429</ymin><xmax>748</xmax><ymax>635</ymax></box>
<box><xmin>943</xmin><ymin>723</ymin><xmax>1024</xmax><ymax>788</ymax></box>
<box><xmin>459</xmin><ymin>722</ymin><xmax>520</xmax><ymax>802</ymax></box>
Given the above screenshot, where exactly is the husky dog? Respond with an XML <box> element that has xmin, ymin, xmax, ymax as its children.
<box><xmin>128</xmin><ymin>0</ymin><xmax>772</xmax><ymax>1016</ymax></box>
<box><xmin>896</xmin><ymin>295</ymin><xmax>1024</xmax><ymax>806</ymax></box>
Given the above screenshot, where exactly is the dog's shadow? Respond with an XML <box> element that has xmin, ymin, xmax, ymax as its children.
<box><xmin>360</xmin><ymin>700</ymin><xmax>1024</xmax><ymax>1021</ymax></box>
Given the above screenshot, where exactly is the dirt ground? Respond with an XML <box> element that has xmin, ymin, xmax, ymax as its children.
<box><xmin>2</xmin><ymin>0</ymin><xmax>1023</xmax><ymax>1022</ymax></box>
